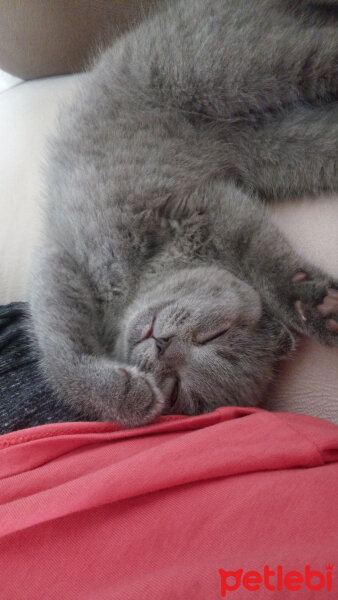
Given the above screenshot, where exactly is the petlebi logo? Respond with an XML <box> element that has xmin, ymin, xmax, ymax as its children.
<box><xmin>218</xmin><ymin>564</ymin><xmax>333</xmax><ymax>596</ymax></box>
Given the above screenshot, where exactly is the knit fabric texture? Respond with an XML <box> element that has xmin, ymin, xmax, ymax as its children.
<box><xmin>0</xmin><ymin>302</ymin><xmax>85</xmax><ymax>434</ymax></box>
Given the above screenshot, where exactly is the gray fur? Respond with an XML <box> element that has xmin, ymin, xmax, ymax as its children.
<box><xmin>30</xmin><ymin>0</ymin><xmax>338</xmax><ymax>426</ymax></box>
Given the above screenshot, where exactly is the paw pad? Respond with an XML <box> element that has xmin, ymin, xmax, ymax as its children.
<box><xmin>291</xmin><ymin>271</ymin><xmax>308</xmax><ymax>283</ymax></box>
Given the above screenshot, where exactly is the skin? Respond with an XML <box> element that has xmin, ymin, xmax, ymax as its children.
<box><xmin>30</xmin><ymin>0</ymin><xmax>338</xmax><ymax>427</ymax></box>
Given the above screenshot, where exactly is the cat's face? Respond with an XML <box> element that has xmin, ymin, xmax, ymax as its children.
<box><xmin>117</xmin><ymin>266</ymin><xmax>294</xmax><ymax>416</ymax></box>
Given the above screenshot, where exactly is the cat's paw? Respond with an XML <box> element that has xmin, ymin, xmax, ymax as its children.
<box><xmin>114</xmin><ymin>366</ymin><xmax>166</xmax><ymax>427</ymax></box>
<box><xmin>290</xmin><ymin>271</ymin><xmax>338</xmax><ymax>344</ymax></box>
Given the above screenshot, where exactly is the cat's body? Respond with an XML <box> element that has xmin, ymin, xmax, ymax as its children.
<box><xmin>30</xmin><ymin>0</ymin><xmax>338</xmax><ymax>426</ymax></box>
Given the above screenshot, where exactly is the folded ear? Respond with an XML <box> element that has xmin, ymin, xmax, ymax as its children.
<box><xmin>274</xmin><ymin>324</ymin><xmax>296</xmax><ymax>359</ymax></box>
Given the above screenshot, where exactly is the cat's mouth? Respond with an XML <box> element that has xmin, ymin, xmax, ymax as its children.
<box><xmin>168</xmin><ymin>377</ymin><xmax>179</xmax><ymax>408</ymax></box>
<box><xmin>161</xmin><ymin>374</ymin><xmax>180</xmax><ymax>410</ymax></box>
<box><xmin>132</xmin><ymin>315</ymin><xmax>180</xmax><ymax>408</ymax></box>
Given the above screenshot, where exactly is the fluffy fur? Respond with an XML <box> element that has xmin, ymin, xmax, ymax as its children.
<box><xmin>30</xmin><ymin>0</ymin><xmax>338</xmax><ymax>426</ymax></box>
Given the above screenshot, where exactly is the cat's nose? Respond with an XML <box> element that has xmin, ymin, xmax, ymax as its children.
<box><xmin>153</xmin><ymin>336</ymin><xmax>172</xmax><ymax>356</ymax></box>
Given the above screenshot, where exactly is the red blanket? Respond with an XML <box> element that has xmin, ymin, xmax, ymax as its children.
<box><xmin>0</xmin><ymin>407</ymin><xmax>337</xmax><ymax>599</ymax></box>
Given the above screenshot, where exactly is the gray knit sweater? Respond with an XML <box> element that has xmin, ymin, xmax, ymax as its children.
<box><xmin>0</xmin><ymin>303</ymin><xmax>86</xmax><ymax>435</ymax></box>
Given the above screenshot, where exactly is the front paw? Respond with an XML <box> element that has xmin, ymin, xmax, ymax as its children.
<box><xmin>114</xmin><ymin>366</ymin><xmax>166</xmax><ymax>427</ymax></box>
<box><xmin>290</xmin><ymin>271</ymin><xmax>338</xmax><ymax>345</ymax></box>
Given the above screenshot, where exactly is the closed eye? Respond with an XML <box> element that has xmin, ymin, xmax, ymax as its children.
<box><xmin>196</xmin><ymin>328</ymin><xmax>229</xmax><ymax>345</ymax></box>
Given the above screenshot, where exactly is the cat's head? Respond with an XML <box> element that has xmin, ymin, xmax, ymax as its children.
<box><xmin>117</xmin><ymin>265</ymin><xmax>294</xmax><ymax>416</ymax></box>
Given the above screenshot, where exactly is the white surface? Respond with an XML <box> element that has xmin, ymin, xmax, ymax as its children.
<box><xmin>0</xmin><ymin>74</ymin><xmax>81</xmax><ymax>303</ymax></box>
<box><xmin>270</xmin><ymin>196</ymin><xmax>338</xmax><ymax>279</ymax></box>
<box><xmin>0</xmin><ymin>69</ymin><xmax>22</xmax><ymax>93</ymax></box>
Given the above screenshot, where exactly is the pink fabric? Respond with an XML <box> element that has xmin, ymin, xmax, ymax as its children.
<box><xmin>0</xmin><ymin>407</ymin><xmax>337</xmax><ymax>599</ymax></box>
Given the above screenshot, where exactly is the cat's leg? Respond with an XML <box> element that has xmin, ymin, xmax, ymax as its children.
<box><xmin>130</xmin><ymin>0</ymin><xmax>337</xmax><ymax>126</ymax></box>
<box><xmin>30</xmin><ymin>234</ymin><xmax>167</xmax><ymax>428</ymax></box>
<box><xmin>187</xmin><ymin>2</ymin><xmax>338</xmax><ymax>118</ymax></box>
<box><xmin>207</xmin><ymin>182</ymin><xmax>338</xmax><ymax>345</ymax></box>
<box><xmin>222</xmin><ymin>102</ymin><xmax>338</xmax><ymax>200</ymax></box>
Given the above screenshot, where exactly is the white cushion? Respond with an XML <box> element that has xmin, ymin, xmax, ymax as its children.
<box><xmin>0</xmin><ymin>74</ymin><xmax>81</xmax><ymax>304</ymax></box>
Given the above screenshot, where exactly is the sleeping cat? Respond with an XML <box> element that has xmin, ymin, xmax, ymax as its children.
<box><xmin>30</xmin><ymin>0</ymin><xmax>338</xmax><ymax>427</ymax></box>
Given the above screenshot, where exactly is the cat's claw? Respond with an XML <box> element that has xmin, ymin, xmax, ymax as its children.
<box><xmin>294</xmin><ymin>300</ymin><xmax>307</xmax><ymax>322</ymax></box>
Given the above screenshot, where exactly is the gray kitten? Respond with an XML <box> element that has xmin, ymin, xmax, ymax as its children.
<box><xmin>30</xmin><ymin>0</ymin><xmax>338</xmax><ymax>427</ymax></box>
